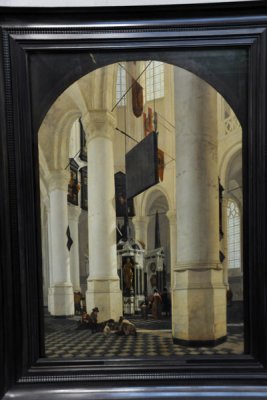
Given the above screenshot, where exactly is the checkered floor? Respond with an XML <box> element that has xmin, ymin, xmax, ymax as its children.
<box><xmin>45</xmin><ymin>314</ymin><xmax>244</xmax><ymax>359</ymax></box>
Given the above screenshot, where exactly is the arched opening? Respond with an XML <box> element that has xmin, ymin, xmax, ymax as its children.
<box><xmin>38</xmin><ymin>59</ymin><xmax>243</xmax><ymax>358</ymax></box>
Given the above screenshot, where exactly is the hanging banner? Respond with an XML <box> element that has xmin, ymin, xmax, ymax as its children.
<box><xmin>126</xmin><ymin>131</ymin><xmax>159</xmax><ymax>199</ymax></box>
<box><xmin>66</xmin><ymin>226</ymin><xmax>73</xmax><ymax>251</ymax></box>
<box><xmin>153</xmin><ymin>111</ymin><xmax>158</xmax><ymax>132</ymax></box>
<box><xmin>67</xmin><ymin>158</ymin><xmax>80</xmax><ymax>206</ymax></box>
<box><xmin>157</xmin><ymin>148</ymin><xmax>165</xmax><ymax>182</ymax></box>
<box><xmin>143</xmin><ymin>107</ymin><xmax>154</xmax><ymax>136</ymax></box>
<box><xmin>132</xmin><ymin>78</ymin><xmax>143</xmax><ymax>117</ymax></box>
<box><xmin>114</xmin><ymin>171</ymin><xmax>135</xmax><ymax>217</ymax></box>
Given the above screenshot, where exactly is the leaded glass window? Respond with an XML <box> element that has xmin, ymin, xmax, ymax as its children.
<box><xmin>227</xmin><ymin>199</ymin><xmax>241</xmax><ymax>269</ymax></box>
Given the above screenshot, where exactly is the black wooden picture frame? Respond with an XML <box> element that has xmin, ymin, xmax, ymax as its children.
<box><xmin>1</xmin><ymin>2</ymin><xmax>267</xmax><ymax>398</ymax></box>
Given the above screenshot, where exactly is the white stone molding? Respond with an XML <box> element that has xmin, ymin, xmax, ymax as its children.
<box><xmin>68</xmin><ymin>204</ymin><xmax>82</xmax><ymax>220</ymax></box>
<box><xmin>166</xmin><ymin>210</ymin><xmax>176</xmax><ymax>225</ymax></box>
<box><xmin>82</xmin><ymin>110</ymin><xmax>116</xmax><ymax>143</ymax></box>
<box><xmin>132</xmin><ymin>215</ymin><xmax>149</xmax><ymax>248</ymax></box>
<box><xmin>141</xmin><ymin>186</ymin><xmax>171</xmax><ymax>217</ymax></box>
<box><xmin>222</xmin><ymin>99</ymin><xmax>241</xmax><ymax>135</ymax></box>
<box><xmin>174</xmin><ymin>261</ymin><xmax>223</xmax><ymax>271</ymax></box>
<box><xmin>48</xmin><ymin>170</ymin><xmax>69</xmax><ymax>193</ymax></box>
<box><xmin>218</xmin><ymin>141</ymin><xmax>242</xmax><ymax>188</ymax></box>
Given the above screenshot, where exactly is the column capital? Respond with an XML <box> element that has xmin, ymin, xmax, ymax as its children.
<box><xmin>68</xmin><ymin>204</ymin><xmax>82</xmax><ymax>220</ymax></box>
<box><xmin>166</xmin><ymin>210</ymin><xmax>176</xmax><ymax>225</ymax></box>
<box><xmin>43</xmin><ymin>196</ymin><xmax>50</xmax><ymax>212</ymax></box>
<box><xmin>48</xmin><ymin>170</ymin><xmax>69</xmax><ymax>193</ymax></box>
<box><xmin>82</xmin><ymin>110</ymin><xmax>117</xmax><ymax>142</ymax></box>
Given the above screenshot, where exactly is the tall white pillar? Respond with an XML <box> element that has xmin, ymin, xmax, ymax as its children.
<box><xmin>68</xmin><ymin>205</ymin><xmax>81</xmax><ymax>292</ymax></box>
<box><xmin>48</xmin><ymin>170</ymin><xmax>74</xmax><ymax>316</ymax></box>
<box><xmin>132</xmin><ymin>215</ymin><xmax>149</xmax><ymax>249</ymax></box>
<box><xmin>83</xmin><ymin>111</ymin><xmax>122</xmax><ymax>322</ymax></box>
<box><xmin>173</xmin><ymin>68</ymin><xmax>226</xmax><ymax>345</ymax></box>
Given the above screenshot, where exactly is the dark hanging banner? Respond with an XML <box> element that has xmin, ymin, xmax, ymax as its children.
<box><xmin>80</xmin><ymin>166</ymin><xmax>88</xmax><ymax>211</ymax></box>
<box><xmin>132</xmin><ymin>78</ymin><xmax>143</xmax><ymax>118</ymax></box>
<box><xmin>79</xmin><ymin>118</ymin><xmax>87</xmax><ymax>162</ymax></box>
<box><xmin>157</xmin><ymin>148</ymin><xmax>164</xmax><ymax>182</ymax></box>
<box><xmin>219</xmin><ymin>178</ymin><xmax>224</xmax><ymax>240</ymax></box>
<box><xmin>115</xmin><ymin>171</ymin><xmax>135</xmax><ymax>217</ymax></box>
<box><xmin>126</xmin><ymin>131</ymin><xmax>159</xmax><ymax>199</ymax></box>
<box><xmin>67</xmin><ymin>158</ymin><xmax>80</xmax><ymax>206</ymax></box>
<box><xmin>66</xmin><ymin>226</ymin><xmax>73</xmax><ymax>251</ymax></box>
<box><xmin>143</xmin><ymin>107</ymin><xmax>154</xmax><ymax>136</ymax></box>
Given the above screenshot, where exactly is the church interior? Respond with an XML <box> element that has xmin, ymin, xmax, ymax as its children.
<box><xmin>38</xmin><ymin>60</ymin><xmax>243</xmax><ymax>358</ymax></box>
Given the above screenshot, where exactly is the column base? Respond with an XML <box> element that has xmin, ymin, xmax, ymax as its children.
<box><xmin>173</xmin><ymin>335</ymin><xmax>227</xmax><ymax>347</ymax></box>
<box><xmin>86</xmin><ymin>278</ymin><xmax>123</xmax><ymax>322</ymax></box>
<box><xmin>135</xmin><ymin>294</ymin><xmax>145</xmax><ymax>311</ymax></box>
<box><xmin>172</xmin><ymin>269</ymin><xmax>227</xmax><ymax>343</ymax></box>
<box><xmin>48</xmin><ymin>284</ymin><xmax>74</xmax><ymax>316</ymax></box>
<box><xmin>123</xmin><ymin>296</ymin><xmax>135</xmax><ymax>315</ymax></box>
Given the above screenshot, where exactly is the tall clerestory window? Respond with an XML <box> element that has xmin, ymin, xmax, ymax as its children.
<box><xmin>227</xmin><ymin>199</ymin><xmax>241</xmax><ymax>269</ymax></box>
<box><xmin>145</xmin><ymin>61</ymin><xmax>164</xmax><ymax>101</ymax></box>
<box><xmin>116</xmin><ymin>64</ymin><xmax>127</xmax><ymax>106</ymax></box>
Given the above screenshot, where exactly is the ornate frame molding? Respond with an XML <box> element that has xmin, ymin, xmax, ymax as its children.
<box><xmin>1</xmin><ymin>2</ymin><xmax>267</xmax><ymax>398</ymax></box>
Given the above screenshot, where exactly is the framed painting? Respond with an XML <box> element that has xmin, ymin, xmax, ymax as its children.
<box><xmin>1</xmin><ymin>2</ymin><xmax>267</xmax><ymax>399</ymax></box>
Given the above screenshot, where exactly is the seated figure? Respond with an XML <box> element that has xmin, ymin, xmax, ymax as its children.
<box><xmin>78</xmin><ymin>307</ymin><xmax>99</xmax><ymax>332</ymax></box>
<box><xmin>116</xmin><ymin>316</ymin><xmax>137</xmax><ymax>336</ymax></box>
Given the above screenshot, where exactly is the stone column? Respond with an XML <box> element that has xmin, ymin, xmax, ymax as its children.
<box><xmin>82</xmin><ymin>111</ymin><xmax>122</xmax><ymax>322</ymax></box>
<box><xmin>132</xmin><ymin>216</ymin><xmax>149</xmax><ymax>249</ymax></box>
<box><xmin>173</xmin><ymin>68</ymin><xmax>226</xmax><ymax>345</ymax></box>
<box><xmin>48</xmin><ymin>170</ymin><xmax>74</xmax><ymax>316</ymax></box>
<box><xmin>68</xmin><ymin>205</ymin><xmax>81</xmax><ymax>292</ymax></box>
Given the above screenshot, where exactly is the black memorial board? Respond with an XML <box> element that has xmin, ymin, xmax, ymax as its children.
<box><xmin>126</xmin><ymin>131</ymin><xmax>158</xmax><ymax>199</ymax></box>
<box><xmin>80</xmin><ymin>166</ymin><xmax>88</xmax><ymax>211</ymax></box>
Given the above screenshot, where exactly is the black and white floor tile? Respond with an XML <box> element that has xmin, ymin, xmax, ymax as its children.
<box><xmin>44</xmin><ymin>314</ymin><xmax>244</xmax><ymax>359</ymax></box>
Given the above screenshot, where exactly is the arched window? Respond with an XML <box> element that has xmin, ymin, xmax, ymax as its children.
<box><xmin>116</xmin><ymin>64</ymin><xmax>126</xmax><ymax>106</ymax></box>
<box><xmin>145</xmin><ymin>61</ymin><xmax>164</xmax><ymax>101</ymax></box>
<box><xmin>227</xmin><ymin>199</ymin><xmax>241</xmax><ymax>269</ymax></box>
